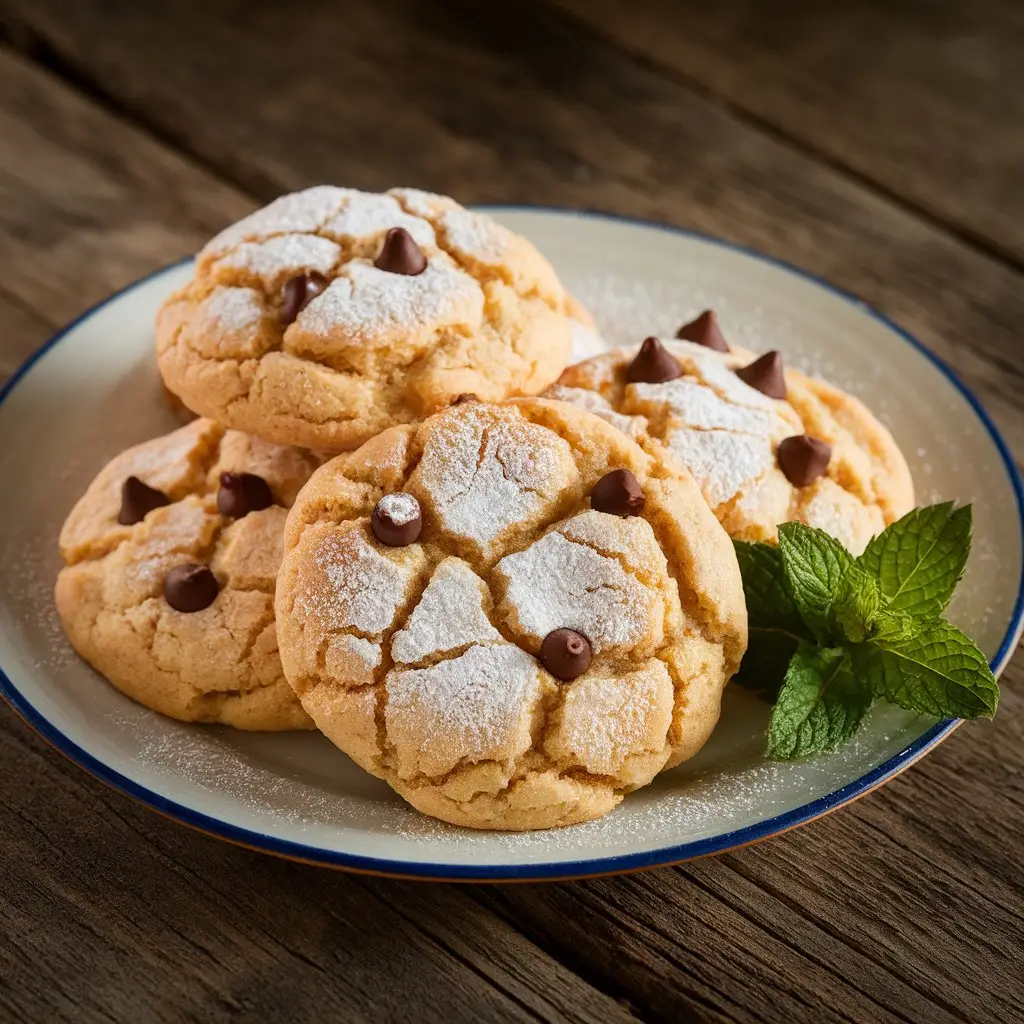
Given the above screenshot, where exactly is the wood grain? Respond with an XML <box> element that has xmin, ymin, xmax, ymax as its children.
<box><xmin>0</xmin><ymin>48</ymin><xmax>251</xmax><ymax>327</ymax></box>
<box><xmin>0</xmin><ymin>707</ymin><xmax>636</xmax><ymax>1024</ymax></box>
<box><xmin>0</xmin><ymin>49</ymin><xmax>636</xmax><ymax>1024</ymax></box>
<box><xmin>2</xmin><ymin>0</ymin><xmax>1023</xmax><ymax>461</ymax></box>
<box><xmin>0</xmin><ymin>4</ymin><xmax>1022</xmax><ymax>1023</ymax></box>
<box><xmin>553</xmin><ymin>0</ymin><xmax>1024</xmax><ymax>265</ymax></box>
<box><xmin>477</xmin><ymin>672</ymin><xmax>1024</xmax><ymax>1024</ymax></box>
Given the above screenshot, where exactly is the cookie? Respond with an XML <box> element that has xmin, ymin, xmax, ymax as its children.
<box><xmin>156</xmin><ymin>187</ymin><xmax>585</xmax><ymax>451</ymax></box>
<box><xmin>56</xmin><ymin>419</ymin><xmax>321</xmax><ymax>730</ymax></box>
<box><xmin>551</xmin><ymin>328</ymin><xmax>914</xmax><ymax>554</ymax></box>
<box><xmin>274</xmin><ymin>398</ymin><xmax>747</xmax><ymax>830</ymax></box>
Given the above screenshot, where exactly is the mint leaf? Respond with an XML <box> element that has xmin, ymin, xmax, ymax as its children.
<box><xmin>870</xmin><ymin>608</ymin><xmax>919</xmax><ymax>643</ymax></box>
<box><xmin>733</xmin><ymin>540</ymin><xmax>806</xmax><ymax>634</ymax></box>
<box><xmin>777</xmin><ymin>523</ymin><xmax>854</xmax><ymax>643</ymax></box>
<box><xmin>852</xmin><ymin>618</ymin><xmax>997</xmax><ymax>719</ymax></box>
<box><xmin>858</xmin><ymin>503</ymin><xmax>972</xmax><ymax>617</ymax></box>
<box><xmin>831</xmin><ymin>566</ymin><xmax>883</xmax><ymax>644</ymax></box>
<box><xmin>733</xmin><ymin>540</ymin><xmax>811</xmax><ymax>698</ymax></box>
<box><xmin>766</xmin><ymin>645</ymin><xmax>872</xmax><ymax>759</ymax></box>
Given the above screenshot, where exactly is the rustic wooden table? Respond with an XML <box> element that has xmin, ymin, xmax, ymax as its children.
<box><xmin>1</xmin><ymin>2</ymin><xmax>1021</xmax><ymax>1022</ymax></box>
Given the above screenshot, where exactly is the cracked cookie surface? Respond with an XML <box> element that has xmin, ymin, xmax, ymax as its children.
<box><xmin>157</xmin><ymin>187</ymin><xmax>584</xmax><ymax>451</ymax></box>
<box><xmin>55</xmin><ymin>419</ymin><xmax>320</xmax><ymax>730</ymax></box>
<box><xmin>275</xmin><ymin>398</ymin><xmax>747</xmax><ymax>830</ymax></box>
<box><xmin>551</xmin><ymin>339</ymin><xmax>914</xmax><ymax>554</ymax></box>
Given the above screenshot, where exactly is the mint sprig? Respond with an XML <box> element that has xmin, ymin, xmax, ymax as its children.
<box><xmin>767</xmin><ymin>645</ymin><xmax>871</xmax><ymax>760</ymax></box>
<box><xmin>858</xmin><ymin>502</ymin><xmax>971</xmax><ymax>617</ymax></box>
<box><xmin>734</xmin><ymin>504</ymin><xmax>998</xmax><ymax>760</ymax></box>
<box><xmin>777</xmin><ymin>523</ymin><xmax>853</xmax><ymax>642</ymax></box>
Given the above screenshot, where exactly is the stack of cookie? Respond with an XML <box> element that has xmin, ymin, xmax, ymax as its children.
<box><xmin>55</xmin><ymin>187</ymin><xmax>913</xmax><ymax>830</ymax></box>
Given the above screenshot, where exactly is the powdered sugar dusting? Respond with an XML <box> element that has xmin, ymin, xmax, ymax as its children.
<box><xmin>124</xmin><ymin>500</ymin><xmax>216</xmax><ymax>590</ymax></box>
<box><xmin>324</xmin><ymin>634</ymin><xmax>381</xmax><ymax>686</ymax></box>
<box><xmin>376</xmin><ymin>492</ymin><xmax>420</xmax><ymax>527</ymax></box>
<box><xmin>631</xmin><ymin>378</ymin><xmax>782</xmax><ymax>435</ymax></box>
<box><xmin>203</xmin><ymin>186</ymin><xmax>346</xmax><ymax>257</ymax></box>
<box><xmin>801</xmin><ymin>482</ymin><xmax>885</xmax><ymax>556</ymax></box>
<box><xmin>546</xmin><ymin>386</ymin><xmax>646</xmax><ymax>439</ymax></box>
<box><xmin>387</xmin><ymin>187</ymin><xmax>460</xmax><ymax>219</ymax></box>
<box><xmin>664</xmin><ymin>427</ymin><xmax>774</xmax><ymax>508</ymax></box>
<box><xmin>385</xmin><ymin>644</ymin><xmax>541</xmax><ymax>777</ymax></box>
<box><xmin>437</xmin><ymin>207</ymin><xmax>513</xmax><ymax>265</ymax></box>
<box><xmin>303</xmin><ymin>529</ymin><xmax>416</xmax><ymax>636</ymax></box>
<box><xmin>321</xmin><ymin>192</ymin><xmax>436</xmax><ymax>248</ymax></box>
<box><xmin>676</xmin><ymin>342</ymin><xmax>783</xmax><ymax>414</ymax></box>
<box><xmin>495</xmin><ymin>524</ymin><xmax>657</xmax><ymax>653</ymax></box>
<box><xmin>391</xmin><ymin>558</ymin><xmax>501</xmax><ymax>665</ymax></box>
<box><xmin>553</xmin><ymin>666</ymin><xmax>671</xmax><ymax>775</ymax></box>
<box><xmin>560</xmin><ymin>509</ymin><xmax>664</xmax><ymax>571</ymax></box>
<box><xmin>417</xmin><ymin>406</ymin><xmax>573</xmax><ymax>557</ymax></box>
<box><xmin>202</xmin><ymin>287</ymin><xmax>267</xmax><ymax>334</ymax></box>
<box><xmin>296</xmin><ymin>259</ymin><xmax>482</xmax><ymax>343</ymax></box>
<box><xmin>214</xmin><ymin>233</ymin><xmax>341</xmax><ymax>282</ymax></box>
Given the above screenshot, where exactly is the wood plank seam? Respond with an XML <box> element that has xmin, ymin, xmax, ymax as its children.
<box><xmin>544</xmin><ymin>2</ymin><xmax>1024</xmax><ymax>276</ymax></box>
<box><xmin>469</xmin><ymin>889</ymin><xmax>674</xmax><ymax>1023</ymax></box>
<box><xmin>673</xmin><ymin>869</ymin><xmax>931</xmax><ymax>1024</ymax></box>
<box><xmin>0</xmin><ymin>26</ymin><xmax>273</xmax><ymax>204</ymax></box>
<box><xmin>358</xmin><ymin>886</ymin><xmax>557</xmax><ymax>1024</ymax></box>
<box><xmin>473</xmin><ymin>886</ymin><xmax>739</xmax><ymax>1024</ymax></box>
<box><xmin>850</xmin><ymin>813</ymin><xmax>1024</xmax><ymax>929</ymax></box>
<box><xmin>719</xmin><ymin>858</ymin><xmax>985</xmax><ymax>1023</ymax></box>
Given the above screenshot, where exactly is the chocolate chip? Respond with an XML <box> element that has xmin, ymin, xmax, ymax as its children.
<box><xmin>626</xmin><ymin>337</ymin><xmax>683</xmax><ymax>384</ymax></box>
<box><xmin>541</xmin><ymin>629</ymin><xmax>593</xmax><ymax>681</ymax></box>
<box><xmin>735</xmin><ymin>351</ymin><xmax>787</xmax><ymax>399</ymax></box>
<box><xmin>591</xmin><ymin>469</ymin><xmax>645</xmax><ymax>517</ymax></box>
<box><xmin>675</xmin><ymin>310</ymin><xmax>729</xmax><ymax>352</ymax></box>
<box><xmin>217</xmin><ymin>472</ymin><xmax>273</xmax><ymax>518</ymax></box>
<box><xmin>281</xmin><ymin>271</ymin><xmax>328</xmax><ymax>326</ymax></box>
<box><xmin>778</xmin><ymin>435</ymin><xmax>832</xmax><ymax>487</ymax></box>
<box><xmin>118</xmin><ymin>476</ymin><xmax>171</xmax><ymax>526</ymax></box>
<box><xmin>374</xmin><ymin>227</ymin><xmax>427</xmax><ymax>276</ymax></box>
<box><xmin>164</xmin><ymin>563</ymin><xmax>219</xmax><ymax>613</ymax></box>
<box><xmin>372</xmin><ymin>492</ymin><xmax>423</xmax><ymax>546</ymax></box>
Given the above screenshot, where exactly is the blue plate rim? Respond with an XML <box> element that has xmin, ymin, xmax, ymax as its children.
<box><xmin>1</xmin><ymin>207</ymin><xmax>1021</xmax><ymax>882</ymax></box>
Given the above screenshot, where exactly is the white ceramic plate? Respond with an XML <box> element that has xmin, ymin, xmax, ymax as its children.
<box><xmin>1</xmin><ymin>209</ymin><xmax>1021</xmax><ymax>881</ymax></box>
